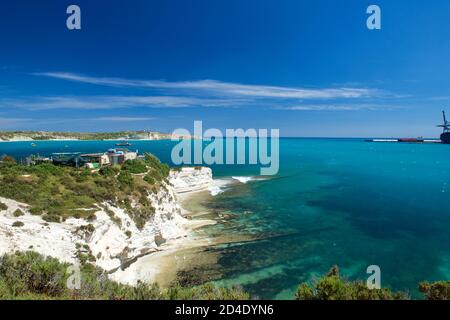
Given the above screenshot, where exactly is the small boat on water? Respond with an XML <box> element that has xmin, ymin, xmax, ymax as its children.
<box><xmin>115</xmin><ymin>141</ymin><xmax>132</xmax><ymax>147</ymax></box>
<box><xmin>31</xmin><ymin>143</ymin><xmax>37</xmax><ymax>147</ymax></box>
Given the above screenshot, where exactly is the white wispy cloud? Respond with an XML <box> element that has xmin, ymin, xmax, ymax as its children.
<box><xmin>0</xmin><ymin>95</ymin><xmax>240</xmax><ymax>110</ymax></box>
<box><xmin>34</xmin><ymin>72</ymin><xmax>377</xmax><ymax>99</ymax></box>
<box><xmin>0</xmin><ymin>118</ymin><xmax>33</xmax><ymax>128</ymax></box>
<box><xmin>277</xmin><ymin>104</ymin><xmax>402</xmax><ymax>111</ymax></box>
<box><xmin>0</xmin><ymin>72</ymin><xmax>394</xmax><ymax>113</ymax></box>
<box><xmin>0</xmin><ymin>117</ymin><xmax>32</xmax><ymax>124</ymax></box>
<box><xmin>93</xmin><ymin>116</ymin><xmax>156</xmax><ymax>121</ymax></box>
<box><xmin>429</xmin><ymin>96</ymin><xmax>450</xmax><ymax>101</ymax></box>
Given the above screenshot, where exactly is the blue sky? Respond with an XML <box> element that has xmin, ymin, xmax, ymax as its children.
<box><xmin>0</xmin><ymin>0</ymin><xmax>449</xmax><ymax>137</ymax></box>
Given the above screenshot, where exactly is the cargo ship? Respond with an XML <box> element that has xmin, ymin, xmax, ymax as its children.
<box><xmin>366</xmin><ymin>111</ymin><xmax>450</xmax><ymax>144</ymax></box>
<box><xmin>438</xmin><ymin>111</ymin><xmax>450</xmax><ymax>144</ymax></box>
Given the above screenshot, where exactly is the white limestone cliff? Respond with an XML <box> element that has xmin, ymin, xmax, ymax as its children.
<box><xmin>169</xmin><ymin>167</ymin><xmax>213</xmax><ymax>193</ymax></box>
<box><xmin>0</xmin><ymin>167</ymin><xmax>213</xmax><ymax>284</ymax></box>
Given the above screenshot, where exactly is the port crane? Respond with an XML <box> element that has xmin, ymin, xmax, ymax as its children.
<box><xmin>438</xmin><ymin>111</ymin><xmax>450</xmax><ymax>144</ymax></box>
<box><xmin>437</xmin><ymin>111</ymin><xmax>449</xmax><ymax>132</ymax></box>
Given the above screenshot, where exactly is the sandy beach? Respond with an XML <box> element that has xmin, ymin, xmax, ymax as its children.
<box><xmin>111</xmin><ymin>183</ymin><xmax>262</xmax><ymax>287</ymax></box>
<box><xmin>110</xmin><ymin>189</ymin><xmax>220</xmax><ymax>286</ymax></box>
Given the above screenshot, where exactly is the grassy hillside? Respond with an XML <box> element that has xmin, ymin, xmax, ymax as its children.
<box><xmin>0</xmin><ymin>153</ymin><xmax>170</xmax><ymax>228</ymax></box>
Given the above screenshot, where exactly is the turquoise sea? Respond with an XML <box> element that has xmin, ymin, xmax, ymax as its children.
<box><xmin>1</xmin><ymin>138</ymin><xmax>450</xmax><ymax>299</ymax></box>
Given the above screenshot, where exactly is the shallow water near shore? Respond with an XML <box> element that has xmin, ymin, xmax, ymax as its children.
<box><xmin>2</xmin><ymin>138</ymin><xmax>450</xmax><ymax>299</ymax></box>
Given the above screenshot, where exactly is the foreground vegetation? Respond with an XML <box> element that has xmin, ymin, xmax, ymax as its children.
<box><xmin>0</xmin><ymin>252</ymin><xmax>447</xmax><ymax>300</ymax></box>
<box><xmin>0</xmin><ymin>154</ymin><xmax>170</xmax><ymax>228</ymax></box>
<box><xmin>0</xmin><ymin>252</ymin><xmax>249</xmax><ymax>300</ymax></box>
<box><xmin>295</xmin><ymin>266</ymin><xmax>449</xmax><ymax>300</ymax></box>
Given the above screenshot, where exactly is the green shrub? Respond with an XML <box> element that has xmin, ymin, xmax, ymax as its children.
<box><xmin>12</xmin><ymin>221</ymin><xmax>24</xmax><ymax>227</ymax></box>
<box><xmin>117</xmin><ymin>171</ymin><xmax>134</xmax><ymax>190</ymax></box>
<box><xmin>99</xmin><ymin>166</ymin><xmax>119</xmax><ymax>177</ymax></box>
<box><xmin>0</xmin><ymin>201</ymin><xmax>7</xmax><ymax>211</ymax></box>
<box><xmin>103</xmin><ymin>206</ymin><xmax>122</xmax><ymax>226</ymax></box>
<box><xmin>143</xmin><ymin>153</ymin><xmax>170</xmax><ymax>181</ymax></box>
<box><xmin>295</xmin><ymin>266</ymin><xmax>408</xmax><ymax>300</ymax></box>
<box><xmin>121</xmin><ymin>159</ymin><xmax>148</xmax><ymax>174</ymax></box>
<box><xmin>0</xmin><ymin>251</ymin><xmax>68</xmax><ymax>297</ymax></box>
<box><xmin>29</xmin><ymin>207</ymin><xmax>43</xmax><ymax>215</ymax></box>
<box><xmin>0</xmin><ymin>252</ymin><xmax>251</xmax><ymax>300</ymax></box>
<box><xmin>143</xmin><ymin>174</ymin><xmax>155</xmax><ymax>185</ymax></box>
<box><xmin>76</xmin><ymin>224</ymin><xmax>95</xmax><ymax>236</ymax></box>
<box><xmin>1</xmin><ymin>252</ymin><xmax>449</xmax><ymax>301</ymax></box>
<box><xmin>127</xmin><ymin>205</ymin><xmax>155</xmax><ymax>230</ymax></box>
<box><xmin>166</xmin><ymin>283</ymin><xmax>250</xmax><ymax>300</ymax></box>
<box><xmin>13</xmin><ymin>209</ymin><xmax>24</xmax><ymax>217</ymax></box>
<box><xmin>419</xmin><ymin>281</ymin><xmax>450</xmax><ymax>300</ymax></box>
<box><xmin>42</xmin><ymin>214</ymin><xmax>61</xmax><ymax>223</ymax></box>
<box><xmin>139</xmin><ymin>195</ymin><xmax>151</xmax><ymax>207</ymax></box>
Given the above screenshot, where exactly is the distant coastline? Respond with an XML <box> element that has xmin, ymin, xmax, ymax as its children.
<box><xmin>1</xmin><ymin>131</ymin><xmax>443</xmax><ymax>143</ymax></box>
<box><xmin>0</xmin><ymin>130</ymin><xmax>194</xmax><ymax>142</ymax></box>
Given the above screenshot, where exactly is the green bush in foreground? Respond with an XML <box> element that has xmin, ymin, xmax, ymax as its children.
<box><xmin>0</xmin><ymin>253</ymin><xmax>448</xmax><ymax>300</ymax></box>
<box><xmin>0</xmin><ymin>201</ymin><xmax>7</xmax><ymax>211</ymax></box>
<box><xmin>296</xmin><ymin>266</ymin><xmax>450</xmax><ymax>300</ymax></box>
<box><xmin>0</xmin><ymin>252</ymin><xmax>250</xmax><ymax>300</ymax></box>
<box><xmin>419</xmin><ymin>281</ymin><xmax>450</xmax><ymax>300</ymax></box>
<box><xmin>0</xmin><ymin>251</ymin><xmax>67</xmax><ymax>298</ymax></box>
<box><xmin>295</xmin><ymin>266</ymin><xmax>408</xmax><ymax>300</ymax></box>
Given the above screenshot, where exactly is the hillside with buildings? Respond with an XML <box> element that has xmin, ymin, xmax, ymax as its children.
<box><xmin>0</xmin><ymin>153</ymin><xmax>214</xmax><ymax>286</ymax></box>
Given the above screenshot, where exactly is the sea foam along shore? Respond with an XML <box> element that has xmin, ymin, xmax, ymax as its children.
<box><xmin>207</xmin><ymin>176</ymin><xmax>261</xmax><ymax>196</ymax></box>
<box><xmin>0</xmin><ymin>167</ymin><xmax>216</xmax><ymax>286</ymax></box>
<box><xmin>232</xmin><ymin>176</ymin><xmax>254</xmax><ymax>184</ymax></box>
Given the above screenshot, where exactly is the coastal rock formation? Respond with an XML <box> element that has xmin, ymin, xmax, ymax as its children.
<box><xmin>169</xmin><ymin>167</ymin><xmax>213</xmax><ymax>193</ymax></box>
<box><xmin>0</xmin><ymin>167</ymin><xmax>213</xmax><ymax>284</ymax></box>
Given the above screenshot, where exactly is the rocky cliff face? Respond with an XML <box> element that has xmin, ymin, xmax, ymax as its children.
<box><xmin>0</xmin><ymin>167</ymin><xmax>213</xmax><ymax>282</ymax></box>
<box><xmin>169</xmin><ymin>167</ymin><xmax>213</xmax><ymax>193</ymax></box>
